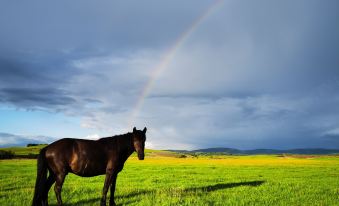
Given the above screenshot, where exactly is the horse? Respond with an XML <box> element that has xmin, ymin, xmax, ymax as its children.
<box><xmin>32</xmin><ymin>127</ymin><xmax>147</xmax><ymax>206</ymax></box>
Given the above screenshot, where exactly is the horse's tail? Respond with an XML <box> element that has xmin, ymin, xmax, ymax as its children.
<box><xmin>32</xmin><ymin>147</ymin><xmax>47</xmax><ymax>206</ymax></box>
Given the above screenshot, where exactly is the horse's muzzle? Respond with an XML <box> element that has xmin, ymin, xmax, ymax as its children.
<box><xmin>138</xmin><ymin>153</ymin><xmax>144</xmax><ymax>160</ymax></box>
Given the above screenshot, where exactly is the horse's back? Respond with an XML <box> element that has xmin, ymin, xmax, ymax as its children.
<box><xmin>45</xmin><ymin>138</ymin><xmax>100</xmax><ymax>155</ymax></box>
<box><xmin>45</xmin><ymin>138</ymin><xmax>75</xmax><ymax>157</ymax></box>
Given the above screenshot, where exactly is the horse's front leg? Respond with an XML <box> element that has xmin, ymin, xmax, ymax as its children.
<box><xmin>109</xmin><ymin>173</ymin><xmax>118</xmax><ymax>206</ymax></box>
<box><xmin>101</xmin><ymin>169</ymin><xmax>114</xmax><ymax>206</ymax></box>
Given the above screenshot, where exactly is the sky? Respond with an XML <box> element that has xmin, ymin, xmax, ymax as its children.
<box><xmin>0</xmin><ymin>0</ymin><xmax>338</xmax><ymax>149</ymax></box>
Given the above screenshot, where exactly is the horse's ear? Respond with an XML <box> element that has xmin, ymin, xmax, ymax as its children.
<box><xmin>133</xmin><ymin>127</ymin><xmax>136</xmax><ymax>133</ymax></box>
<box><xmin>143</xmin><ymin>127</ymin><xmax>147</xmax><ymax>133</ymax></box>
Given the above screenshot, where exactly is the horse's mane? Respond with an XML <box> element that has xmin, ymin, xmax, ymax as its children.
<box><xmin>97</xmin><ymin>132</ymin><xmax>132</xmax><ymax>142</ymax></box>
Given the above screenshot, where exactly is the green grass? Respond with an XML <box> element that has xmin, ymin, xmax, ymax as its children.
<box><xmin>0</xmin><ymin>145</ymin><xmax>46</xmax><ymax>156</ymax></box>
<box><xmin>0</xmin><ymin>155</ymin><xmax>338</xmax><ymax>205</ymax></box>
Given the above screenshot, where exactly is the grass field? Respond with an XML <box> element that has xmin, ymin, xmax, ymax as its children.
<box><xmin>0</xmin><ymin>145</ymin><xmax>46</xmax><ymax>156</ymax></box>
<box><xmin>0</xmin><ymin>153</ymin><xmax>338</xmax><ymax>206</ymax></box>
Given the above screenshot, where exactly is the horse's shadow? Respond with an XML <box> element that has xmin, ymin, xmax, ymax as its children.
<box><xmin>185</xmin><ymin>180</ymin><xmax>265</xmax><ymax>192</ymax></box>
<box><xmin>52</xmin><ymin>180</ymin><xmax>265</xmax><ymax>205</ymax></box>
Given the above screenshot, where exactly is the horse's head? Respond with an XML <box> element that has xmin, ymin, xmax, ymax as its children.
<box><xmin>132</xmin><ymin>127</ymin><xmax>147</xmax><ymax>160</ymax></box>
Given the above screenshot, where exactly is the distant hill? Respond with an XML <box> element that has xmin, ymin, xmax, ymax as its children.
<box><xmin>168</xmin><ymin>148</ymin><xmax>339</xmax><ymax>155</ymax></box>
<box><xmin>192</xmin><ymin>147</ymin><xmax>242</xmax><ymax>153</ymax></box>
<box><xmin>0</xmin><ymin>132</ymin><xmax>55</xmax><ymax>148</ymax></box>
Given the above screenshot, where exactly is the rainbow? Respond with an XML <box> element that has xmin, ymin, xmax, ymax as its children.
<box><xmin>128</xmin><ymin>0</ymin><xmax>224</xmax><ymax>128</ymax></box>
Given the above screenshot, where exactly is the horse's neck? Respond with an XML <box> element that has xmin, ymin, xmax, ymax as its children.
<box><xmin>116</xmin><ymin>133</ymin><xmax>134</xmax><ymax>156</ymax></box>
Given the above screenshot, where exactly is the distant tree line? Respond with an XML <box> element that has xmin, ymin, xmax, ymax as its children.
<box><xmin>0</xmin><ymin>150</ymin><xmax>38</xmax><ymax>159</ymax></box>
<box><xmin>0</xmin><ymin>150</ymin><xmax>15</xmax><ymax>159</ymax></box>
<box><xmin>26</xmin><ymin>143</ymin><xmax>47</xmax><ymax>147</ymax></box>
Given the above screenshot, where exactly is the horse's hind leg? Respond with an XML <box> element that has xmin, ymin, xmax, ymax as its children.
<box><xmin>54</xmin><ymin>172</ymin><xmax>66</xmax><ymax>206</ymax></box>
<box><xmin>42</xmin><ymin>173</ymin><xmax>56</xmax><ymax>206</ymax></box>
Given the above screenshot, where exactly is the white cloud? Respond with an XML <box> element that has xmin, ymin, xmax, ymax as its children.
<box><xmin>83</xmin><ymin>134</ymin><xmax>101</xmax><ymax>140</ymax></box>
<box><xmin>324</xmin><ymin>128</ymin><xmax>339</xmax><ymax>136</ymax></box>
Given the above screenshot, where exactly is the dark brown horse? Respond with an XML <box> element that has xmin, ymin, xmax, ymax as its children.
<box><xmin>32</xmin><ymin>127</ymin><xmax>147</xmax><ymax>206</ymax></box>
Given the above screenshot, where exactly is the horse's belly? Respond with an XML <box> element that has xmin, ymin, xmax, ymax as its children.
<box><xmin>69</xmin><ymin>153</ymin><xmax>106</xmax><ymax>177</ymax></box>
<box><xmin>71</xmin><ymin>161</ymin><xmax>106</xmax><ymax>177</ymax></box>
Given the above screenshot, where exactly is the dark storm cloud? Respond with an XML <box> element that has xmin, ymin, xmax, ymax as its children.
<box><xmin>0</xmin><ymin>58</ymin><xmax>38</xmax><ymax>81</ymax></box>
<box><xmin>0</xmin><ymin>51</ymin><xmax>82</xmax><ymax>110</ymax></box>
<box><xmin>0</xmin><ymin>54</ymin><xmax>71</xmax><ymax>86</ymax></box>
<box><xmin>0</xmin><ymin>0</ymin><xmax>212</xmax><ymax>52</ymax></box>
<box><xmin>323</xmin><ymin>134</ymin><xmax>339</xmax><ymax>143</ymax></box>
<box><xmin>0</xmin><ymin>88</ymin><xmax>76</xmax><ymax>107</ymax></box>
